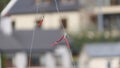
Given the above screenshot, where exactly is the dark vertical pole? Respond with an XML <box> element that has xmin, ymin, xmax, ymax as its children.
<box><xmin>1</xmin><ymin>51</ymin><xmax>6</xmax><ymax>68</ymax></box>
<box><xmin>118</xmin><ymin>58</ymin><xmax>120</xmax><ymax>68</ymax></box>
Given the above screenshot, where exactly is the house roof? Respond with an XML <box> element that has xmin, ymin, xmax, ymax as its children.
<box><xmin>0</xmin><ymin>31</ymin><xmax>22</xmax><ymax>52</ymax></box>
<box><xmin>8</xmin><ymin>0</ymin><xmax>80</xmax><ymax>15</ymax></box>
<box><xmin>84</xmin><ymin>43</ymin><xmax>120</xmax><ymax>57</ymax></box>
<box><xmin>0</xmin><ymin>29</ymin><xmax>66</xmax><ymax>53</ymax></box>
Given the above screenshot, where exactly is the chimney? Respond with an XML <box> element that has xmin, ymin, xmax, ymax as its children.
<box><xmin>1</xmin><ymin>17</ymin><xmax>13</xmax><ymax>35</ymax></box>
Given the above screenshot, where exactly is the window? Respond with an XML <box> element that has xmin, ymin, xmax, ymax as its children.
<box><xmin>12</xmin><ymin>21</ymin><xmax>15</xmax><ymax>29</ymax></box>
<box><xmin>35</xmin><ymin>0</ymin><xmax>41</xmax><ymax>5</ymax></box>
<box><xmin>36</xmin><ymin>16</ymin><xmax>44</xmax><ymax>29</ymax></box>
<box><xmin>104</xmin><ymin>15</ymin><xmax>120</xmax><ymax>30</ymax></box>
<box><xmin>55</xmin><ymin>55</ymin><xmax>62</xmax><ymax>66</ymax></box>
<box><xmin>28</xmin><ymin>54</ymin><xmax>46</xmax><ymax>67</ymax></box>
<box><xmin>6</xmin><ymin>57</ymin><xmax>13</xmax><ymax>67</ymax></box>
<box><xmin>3</xmin><ymin>54</ymin><xmax>14</xmax><ymax>67</ymax></box>
<box><xmin>104</xmin><ymin>17</ymin><xmax>111</xmax><ymax>30</ymax></box>
<box><xmin>31</xmin><ymin>57</ymin><xmax>40</xmax><ymax>66</ymax></box>
<box><xmin>111</xmin><ymin>0</ymin><xmax>120</xmax><ymax>5</ymax></box>
<box><xmin>88</xmin><ymin>15</ymin><xmax>98</xmax><ymax>30</ymax></box>
<box><xmin>107</xmin><ymin>61</ymin><xmax>111</xmax><ymax>68</ymax></box>
<box><xmin>36</xmin><ymin>20</ymin><xmax>42</xmax><ymax>28</ymax></box>
<box><xmin>61</xmin><ymin>18</ymin><xmax>67</xmax><ymax>29</ymax></box>
<box><xmin>91</xmin><ymin>15</ymin><xmax>97</xmax><ymax>25</ymax></box>
<box><xmin>42</xmin><ymin>0</ymin><xmax>51</xmax><ymax>5</ymax></box>
<box><xmin>60</xmin><ymin>0</ymin><xmax>76</xmax><ymax>5</ymax></box>
<box><xmin>28</xmin><ymin>55</ymin><xmax>40</xmax><ymax>66</ymax></box>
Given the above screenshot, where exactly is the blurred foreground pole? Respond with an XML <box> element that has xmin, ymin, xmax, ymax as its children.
<box><xmin>97</xmin><ymin>0</ymin><xmax>104</xmax><ymax>32</ymax></box>
<box><xmin>0</xmin><ymin>5</ymin><xmax>1</xmax><ymax>68</ymax></box>
<box><xmin>14</xmin><ymin>52</ymin><xmax>27</xmax><ymax>68</ymax></box>
<box><xmin>55</xmin><ymin>46</ymin><xmax>73</xmax><ymax>68</ymax></box>
<box><xmin>45</xmin><ymin>52</ymin><xmax>56</xmax><ymax>68</ymax></box>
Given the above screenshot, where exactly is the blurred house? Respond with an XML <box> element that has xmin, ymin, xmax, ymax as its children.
<box><xmin>79</xmin><ymin>0</ymin><xmax>120</xmax><ymax>32</ymax></box>
<box><xmin>2</xmin><ymin>0</ymin><xmax>120</xmax><ymax>35</ymax></box>
<box><xmin>1</xmin><ymin>0</ymin><xmax>81</xmax><ymax>34</ymax></box>
<box><xmin>0</xmin><ymin>27</ymin><xmax>69</xmax><ymax>68</ymax></box>
<box><xmin>79</xmin><ymin>43</ymin><xmax>120</xmax><ymax>68</ymax></box>
<box><xmin>1</xmin><ymin>0</ymin><xmax>76</xmax><ymax>68</ymax></box>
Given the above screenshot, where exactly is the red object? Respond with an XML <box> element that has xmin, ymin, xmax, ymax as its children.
<box><xmin>63</xmin><ymin>37</ymin><xmax>70</xmax><ymax>48</ymax></box>
<box><xmin>51</xmin><ymin>35</ymin><xmax>70</xmax><ymax>48</ymax></box>
<box><xmin>51</xmin><ymin>35</ymin><xmax>64</xmax><ymax>46</ymax></box>
<box><xmin>38</xmin><ymin>19</ymin><xmax>43</xmax><ymax>27</ymax></box>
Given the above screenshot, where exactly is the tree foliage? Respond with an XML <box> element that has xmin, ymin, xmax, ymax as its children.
<box><xmin>0</xmin><ymin>0</ymin><xmax>10</xmax><ymax>13</ymax></box>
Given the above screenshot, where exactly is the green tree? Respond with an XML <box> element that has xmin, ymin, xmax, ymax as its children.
<box><xmin>0</xmin><ymin>0</ymin><xmax>10</xmax><ymax>13</ymax></box>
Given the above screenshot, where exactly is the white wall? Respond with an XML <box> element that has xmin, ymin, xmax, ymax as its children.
<box><xmin>111</xmin><ymin>57</ymin><xmax>120</xmax><ymax>68</ymax></box>
<box><xmin>89</xmin><ymin>58</ymin><xmax>108</xmax><ymax>68</ymax></box>
<box><xmin>11</xmin><ymin>15</ymin><xmax>35</xmax><ymax>30</ymax></box>
<box><xmin>11</xmin><ymin>11</ymin><xmax>80</xmax><ymax>34</ymax></box>
<box><xmin>89</xmin><ymin>57</ymin><xmax>120</xmax><ymax>68</ymax></box>
<box><xmin>79</xmin><ymin>51</ymin><xmax>88</xmax><ymax>68</ymax></box>
<box><xmin>1</xmin><ymin>17</ymin><xmax>12</xmax><ymax>35</ymax></box>
<box><xmin>79</xmin><ymin>51</ymin><xmax>120</xmax><ymax>68</ymax></box>
<box><xmin>94</xmin><ymin>6</ymin><xmax>120</xmax><ymax>14</ymax></box>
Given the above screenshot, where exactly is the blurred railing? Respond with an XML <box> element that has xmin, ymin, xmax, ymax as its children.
<box><xmin>7</xmin><ymin>66</ymin><xmax>63</xmax><ymax>68</ymax></box>
<box><xmin>77</xmin><ymin>30</ymin><xmax>120</xmax><ymax>41</ymax></box>
<box><xmin>7</xmin><ymin>67</ymin><xmax>65</xmax><ymax>68</ymax></box>
<box><xmin>7</xmin><ymin>67</ymin><xmax>45</xmax><ymax>68</ymax></box>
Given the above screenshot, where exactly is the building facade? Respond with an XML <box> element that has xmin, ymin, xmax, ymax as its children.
<box><xmin>80</xmin><ymin>0</ymin><xmax>120</xmax><ymax>32</ymax></box>
<box><xmin>1</xmin><ymin>0</ymin><xmax>83</xmax><ymax>35</ymax></box>
<box><xmin>79</xmin><ymin>43</ymin><xmax>120</xmax><ymax>68</ymax></box>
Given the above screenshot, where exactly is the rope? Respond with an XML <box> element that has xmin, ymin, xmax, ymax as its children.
<box><xmin>54</xmin><ymin>0</ymin><xmax>75</xmax><ymax>68</ymax></box>
<box><xmin>28</xmin><ymin>0</ymin><xmax>74</xmax><ymax>67</ymax></box>
<box><xmin>28</xmin><ymin>2</ymin><xmax>45</xmax><ymax>67</ymax></box>
<box><xmin>54</xmin><ymin>0</ymin><xmax>67</xmax><ymax>34</ymax></box>
<box><xmin>28</xmin><ymin>3</ymin><xmax>39</xmax><ymax>68</ymax></box>
<box><xmin>28</xmin><ymin>27</ymin><xmax>36</xmax><ymax>68</ymax></box>
<box><xmin>54</xmin><ymin>0</ymin><xmax>71</xmax><ymax>47</ymax></box>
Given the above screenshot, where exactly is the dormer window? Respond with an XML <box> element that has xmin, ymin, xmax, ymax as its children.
<box><xmin>60</xmin><ymin>18</ymin><xmax>67</xmax><ymax>29</ymax></box>
<box><xmin>35</xmin><ymin>0</ymin><xmax>41</xmax><ymax>5</ymax></box>
<box><xmin>35</xmin><ymin>0</ymin><xmax>52</xmax><ymax>6</ymax></box>
<box><xmin>60</xmin><ymin>0</ymin><xmax>76</xmax><ymax>5</ymax></box>
<box><xmin>111</xmin><ymin>0</ymin><xmax>120</xmax><ymax>5</ymax></box>
<box><xmin>12</xmin><ymin>21</ymin><xmax>15</xmax><ymax>29</ymax></box>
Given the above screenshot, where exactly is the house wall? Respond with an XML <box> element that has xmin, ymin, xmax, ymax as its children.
<box><xmin>10</xmin><ymin>11</ymin><xmax>83</xmax><ymax>34</ymax></box>
<box><xmin>7</xmin><ymin>46</ymin><xmax>72</xmax><ymax>68</ymax></box>
<box><xmin>79</xmin><ymin>51</ymin><xmax>120</xmax><ymax>68</ymax></box>
<box><xmin>80</xmin><ymin>0</ymin><xmax>120</xmax><ymax>14</ymax></box>
<box><xmin>79</xmin><ymin>51</ymin><xmax>89</xmax><ymax>68</ymax></box>
<box><xmin>89</xmin><ymin>58</ymin><xmax>108</xmax><ymax>68</ymax></box>
<box><xmin>111</xmin><ymin>57</ymin><xmax>120</xmax><ymax>68</ymax></box>
<box><xmin>94</xmin><ymin>6</ymin><xmax>120</xmax><ymax>14</ymax></box>
<box><xmin>79</xmin><ymin>11</ymin><xmax>93</xmax><ymax>31</ymax></box>
<box><xmin>89</xmin><ymin>57</ymin><xmax>120</xmax><ymax>68</ymax></box>
<box><xmin>1</xmin><ymin>17</ymin><xmax>13</xmax><ymax>35</ymax></box>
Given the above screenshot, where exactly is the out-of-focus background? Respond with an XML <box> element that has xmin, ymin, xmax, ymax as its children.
<box><xmin>1</xmin><ymin>0</ymin><xmax>120</xmax><ymax>68</ymax></box>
